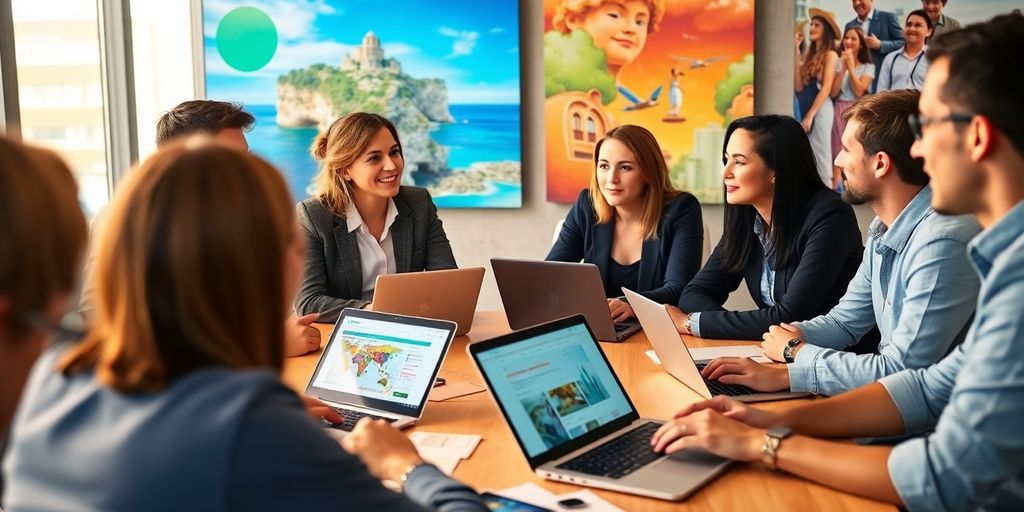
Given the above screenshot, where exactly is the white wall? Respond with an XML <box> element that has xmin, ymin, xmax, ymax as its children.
<box><xmin>438</xmin><ymin>0</ymin><xmax>874</xmax><ymax>311</ymax></box>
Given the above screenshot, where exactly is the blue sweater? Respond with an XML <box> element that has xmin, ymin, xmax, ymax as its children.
<box><xmin>2</xmin><ymin>347</ymin><xmax>486</xmax><ymax>512</ymax></box>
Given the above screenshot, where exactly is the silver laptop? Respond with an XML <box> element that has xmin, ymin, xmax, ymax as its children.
<box><xmin>305</xmin><ymin>308</ymin><xmax>457</xmax><ymax>433</ymax></box>
<box><xmin>491</xmin><ymin>258</ymin><xmax>641</xmax><ymax>342</ymax></box>
<box><xmin>373</xmin><ymin>268</ymin><xmax>485</xmax><ymax>336</ymax></box>
<box><xmin>469</xmin><ymin>315</ymin><xmax>732</xmax><ymax>501</ymax></box>
<box><xmin>623</xmin><ymin>288</ymin><xmax>809</xmax><ymax>403</ymax></box>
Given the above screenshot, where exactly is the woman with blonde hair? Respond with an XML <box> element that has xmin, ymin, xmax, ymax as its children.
<box><xmin>795</xmin><ymin>8</ymin><xmax>840</xmax><ymax>188</ymax></box>
<box><xmin>548</xmin><ymin>124</ymin><xmax>703</xmax><ymax>321</ymax></box>
<box><xmin>296</xmin><ymin>112</ymin><xmax>456</xmax><ymax>323</ymax></box>
<box><xmin>0</xmin><ymin>136</ymin><xmax>88</xmax><ymax>501</ymax></box>
<box><xmin>2</xmin><ymin>142</ymin><xmax>486</xmax><ymax>510</ymax></box>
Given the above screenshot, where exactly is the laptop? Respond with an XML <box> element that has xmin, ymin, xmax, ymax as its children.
<box><xmin>305</xmin><ymin>308</ymin><xmax>457</xmax><ymax>433</ymax></box>
<box><xmin>622</xmin><ymin>288</ymin><xmax>809</xmax><ymax>403</ymax></box>
<box><xmin>373</xmin><ymin>267</ymin><xmax>485</xmax><ymax>336</ymax></box>
<box><xmin>491</xmin><ymin>258</ymin><xmax>641</xmax><ymax>342</ymax></box>
<box><xmin>469</xmin><ymin>315</ymin><xmax>732</xmax><ymax>501</ymax></box>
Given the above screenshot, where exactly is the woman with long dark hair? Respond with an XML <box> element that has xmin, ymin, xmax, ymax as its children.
<box><xmin>795</xmin><ymin>8</ymin><xmax>841</xmax><ymax>187</ymax></box>
<box><xmin>668</xmin><ymin>115</ymin><xmax>862</xmax><ymax>340</ymax></box>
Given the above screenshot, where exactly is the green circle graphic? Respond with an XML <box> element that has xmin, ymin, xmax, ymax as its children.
<box><xmin>215</xmin><ymin>7</ymin><xmax>278</xmax><ymax>72</ymax></box>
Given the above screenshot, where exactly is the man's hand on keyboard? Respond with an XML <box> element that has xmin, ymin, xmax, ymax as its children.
<box><xmin>651</xmin><ymin>408</ymin><xmax>765</xmax><ymax>460</ymax></box>
<box><xmin>701</xmin><ymin>356</ymin><xmax>790</xmax><ymax>392</ymax></box>
<box><xmin>301</xmin><ymin>395</ymin><xmax>344</xmax><ymax>424</ymax></box>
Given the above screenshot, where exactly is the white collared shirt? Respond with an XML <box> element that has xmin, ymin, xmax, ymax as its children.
<box><xmin>344</xmin><ymin>198</ymin><xmax>398</xmax><ymax>300</ymax></box>
<box><xmin>858</xmin><ymin>8</ymin><xmax>875</xmax><ymax>33</ymax></box>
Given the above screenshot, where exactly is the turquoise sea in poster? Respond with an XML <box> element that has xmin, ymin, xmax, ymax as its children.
<box><xmin>245</xmin><ymin>103</ymin><xmax>522</xmax><ymax>206</ymax></box>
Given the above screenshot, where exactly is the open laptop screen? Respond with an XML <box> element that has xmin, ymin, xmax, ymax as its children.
<box><xmin>307</xmin><ymin>309</ymin><xmax>455</xmax><ymax>416</ymax></box>
<box><xmin>474</xmin><ymin>317</ymin><xmax>637</xmax><ymax>463</ymax></box>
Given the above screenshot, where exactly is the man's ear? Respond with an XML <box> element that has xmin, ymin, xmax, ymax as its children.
<box><xmin>969</xmin><ymin>116</ymin><xmax>997</xmax><ymax>163</ymax></box>
<box><xmin>874</xmin><ymin>151</ymin><xmax>892</xmax><ymax>179</ymax></box>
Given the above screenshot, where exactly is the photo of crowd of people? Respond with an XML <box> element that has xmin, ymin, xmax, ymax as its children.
<box><xmin>794</xmin><ymin>0</ymin><xmax>1021</xmax><ymax>190</ymax></box>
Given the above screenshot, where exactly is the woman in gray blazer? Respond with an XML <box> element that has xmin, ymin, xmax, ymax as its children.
<box><xmin>296</xmin><ymin>113</ymin><xmax>456</xmax><ymax>323</ymax></box>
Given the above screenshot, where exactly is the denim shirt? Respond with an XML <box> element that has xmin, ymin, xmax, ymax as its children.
<box><xmin>879</xmin><ymin>199</ymin><xmax>1024</xmax><ymax>511</ymax></box>
<box><xmin>789</xmin><ymin>187</ymin><xmax>981</xmax><ymax>395</ymax></box>
<box><xmin>691</xmin><ymin>217</ymin><xmax>775</xmax><ymax>337</ymax></box>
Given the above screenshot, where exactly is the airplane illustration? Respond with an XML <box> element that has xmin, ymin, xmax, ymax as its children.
<box><xmin>617</xmin><ymin>85</ymin><xmax>663</xmax><ymax>111</ymax></box>
<box><xmin>670</xmin><ymin>55</ymin><xmax>727</xmax><ymax>69</ymax></box>
<box><xmin>680</xmin><ymin>32</ymin><xmax>699</xmax><ymax>41</ymax></box>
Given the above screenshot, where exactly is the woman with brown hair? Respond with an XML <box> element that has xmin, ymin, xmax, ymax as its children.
<box><xmin>829</xmin><ymin>26</ymin><xmax>874</xmax><ymax>180</ymax></box>
<box><xmin>0</xmin><ymin>136</ymin><xmax>88</xmax><ymax>502</ymax></box>
<box><xmin>295</xmin><ymin>112</ymin><xmax>456</xmax><ymax>323</ymax></box>
<box><xmin>795</xmin><ymin>8</ymin><xmax>840</xmax><ymax>188</ymax></box>
<box><xmin>2</xmin><ymin>142</ymin><xmax>486</xmax><ymax>511</ymax></box>
<box><xmin>547</xmin><ymin>124</ymin><xmax>703</xmax><ymax>321</ymax></box>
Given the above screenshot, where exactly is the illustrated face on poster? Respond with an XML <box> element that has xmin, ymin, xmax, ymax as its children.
<box><xmin>543</xmin><ymin>0</ymin><xmax>755</xmax><ymax>205</ymax></box>
<box><xmin>203</xmin><ymin>0</ymin><xmax>522</xmax><ymax>208</ymax></box>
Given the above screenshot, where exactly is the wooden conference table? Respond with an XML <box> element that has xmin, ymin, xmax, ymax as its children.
<box><xmin>283</xmin><ymin>311</ymin><xmax>895</xmax><ymax>512</ymax></box>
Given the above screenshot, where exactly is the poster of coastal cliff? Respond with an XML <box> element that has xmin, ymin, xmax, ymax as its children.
<box><xmin>201</xmin><ymin>0</ymin><xmax>522</xmax><ymax>208</ymax></box>
<box><xmin>543</xmin><ymin>0</ymin><xmax>754</xmax><ymax>205</ymax></box>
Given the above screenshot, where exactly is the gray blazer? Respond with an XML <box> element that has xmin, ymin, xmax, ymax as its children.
<box><xmin>295</xmin><ymin>186</ymin><xmax>457</xmax><ymax>323</ymax></box>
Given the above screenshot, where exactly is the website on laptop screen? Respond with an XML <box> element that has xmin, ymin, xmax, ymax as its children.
<box><xmin>476</xmin><ymin>323</ymin><xmax>633</xmax><ymax>457</ymax></box>
<box><xmin>311</xmin><ymin>315</ymin><xmax>450</xmax><ymax>410</ymax></box>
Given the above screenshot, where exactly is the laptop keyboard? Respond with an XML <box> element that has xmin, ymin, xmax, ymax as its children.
<box><xmin>556</xmin><ymin>422</ymin><xmax>663</xmax><ymax>479</ymax></box>
<box><xmin>694</xmin><ymin>362</ymin><xmax>757</xmax><ymax>397</ymax></box>
<box><xmin>323</xmin><ymin>407</ymin><xmax>397</xmax><ymax>432</ymax></box>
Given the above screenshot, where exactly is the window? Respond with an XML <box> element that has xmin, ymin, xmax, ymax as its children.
<box><xmin>11</xmin><ymin>0</ymin><xmax>110</xmax><ymax>216</ymax></box>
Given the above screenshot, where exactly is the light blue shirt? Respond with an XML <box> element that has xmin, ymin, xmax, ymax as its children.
<box><xmin>691</xmin><ymin>217</ymin><xmax>774</xmax><ymax>337</ymax></box>
<box><xmin>789</xmin><ymin>187</ymin><xmax>981</xmax><ymax>395</ymax></box>
<box><xmin>877</xmin><ymin>46</ymin><xmax>930</xmax><ymax>92</ymax></box>
<box><xmin>879</xmin><ymin>199</ymin><xmax>1024</xmax><ymax>511</ymax></box>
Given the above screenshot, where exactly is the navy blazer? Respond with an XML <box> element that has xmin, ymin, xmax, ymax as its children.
<box><xmin>547</xmin><ymin>189</ymin><xmax>704</xmax><ymax>306</ymax></box>
<box><xmin>846</xmin><ymin>9</ymin><xmax>905</xmax><ymax>91</ymax></box>
<box><xmin>679</xmin><ymin>190</ymin><xmax>863</xmax><ymax>340</ymax></box>
<box><xmin>295</xmin><ymin>186</ymin><xmax>457</xmax><ymax>323</ymax></box>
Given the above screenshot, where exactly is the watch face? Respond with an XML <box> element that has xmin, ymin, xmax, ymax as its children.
<box><xmin>768</xmin><ymin>425</ymin><xmax>793</xmax><ymax>438</ymax></box>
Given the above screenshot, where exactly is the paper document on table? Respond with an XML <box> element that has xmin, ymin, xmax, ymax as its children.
<box><xmin>688</xmin><ymin>345</ymin><xmax>771</xmax><ymax>363</ymax></box>
<box><xmin>420</xmin><ymin>452</ymin><xmax>461</xmax><ymax>475</ymax></box>
<box><xmin>409</xmin><ymin>431</ymin><xmax>481</xmax><ymax>459</ymax></box>
<box><xmin>648</xmin><ymin>346</ymin><xmax>769</xmax><ymax>365</ymax></box>
<box><xmin>493</xmin><ymin>483</ymin><xmax>624</xmax><ymax>511</ymax></box>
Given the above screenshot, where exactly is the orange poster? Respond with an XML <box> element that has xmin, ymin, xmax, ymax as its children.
<box><xmin>543</xmin><ymin>0</ymin><xmax>754</xmax><ymax>204</ymax></box>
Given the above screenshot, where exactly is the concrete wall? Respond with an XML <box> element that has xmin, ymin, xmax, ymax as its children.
<box><xmin>436</xmin><ymin>1</ymin><xmax>874</xmax><ymax>311</ymax></box>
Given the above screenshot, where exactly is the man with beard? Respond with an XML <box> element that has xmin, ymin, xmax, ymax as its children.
<box><xmin>699</xmin><ymin>89</ymin><xmax>980</xmax><ymax>396</ymax></box>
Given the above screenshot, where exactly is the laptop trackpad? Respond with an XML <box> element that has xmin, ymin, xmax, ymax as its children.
<box><xmin>623</xmin><ymin>448</ymin><xmax>730</xmax><ymax>491</ymax></box>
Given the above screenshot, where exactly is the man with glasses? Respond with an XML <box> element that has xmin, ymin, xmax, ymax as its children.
<box><xmin>701</xmin><ymin>89</ymin><xmax>981</xmax><ymax>399</ymax></box>
<box><xmin>649</xmin><ymin>14</ymin><xmax>1024</xmax><ymax>510</ymax></box>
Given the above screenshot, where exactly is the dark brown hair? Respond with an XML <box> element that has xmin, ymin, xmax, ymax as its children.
<box><xmin>843</xmin><ymin>90</ymin><xmax>928</xmax><ymax>186</ymax></box>
<box><xmin>155</xmin><ymin>100</ymin><xmax>255</xmax><ymax>146</ymax></box>
<box><xmin>927</xmin><ymin>13</ymin><xmax>1024</xmax><ymax>156</ymax></box>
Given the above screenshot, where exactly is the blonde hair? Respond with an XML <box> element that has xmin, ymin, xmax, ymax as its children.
<box><xmin>60</xmin><ymin>141</ymin><xmax>294</xmax><ymax>392</ymax></box>
<box><xmin>310</xmin><ymin>112</ymin><xmax>402</xmax><ymax>217</ymax></box>
<box><xmin>0</xmin><ymin>136</ymin><xmax>87</xmax><ymax>337</ymax></box>
<box><xmin>589</xmin><ymin>125</ymin><xmax>680</xmax><ymax>240</ymax></box>
<box><xmin>553</xmin><ymin>0</ymin><xmax>666</xmax><ymax>34</ymax></box>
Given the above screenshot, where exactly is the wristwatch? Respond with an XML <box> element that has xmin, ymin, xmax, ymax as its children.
<box><xmin>399</xmin><ymin>461</ymin><xmax>429</xmax><ymax>490</ymax></box>
<box><xmin>761</xmin><ymin>426</ymin><xmax>793</xmax><ymax>470</ymax></box>
<box><xmin>683</xmin><ymin>313</ymin><xmax>694</xmax><ymax>334</ymax></box>
<box><xmin>782</xmin><ymin>338</ymin><xmax>802</xmax><ymax>363</ymax></box>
